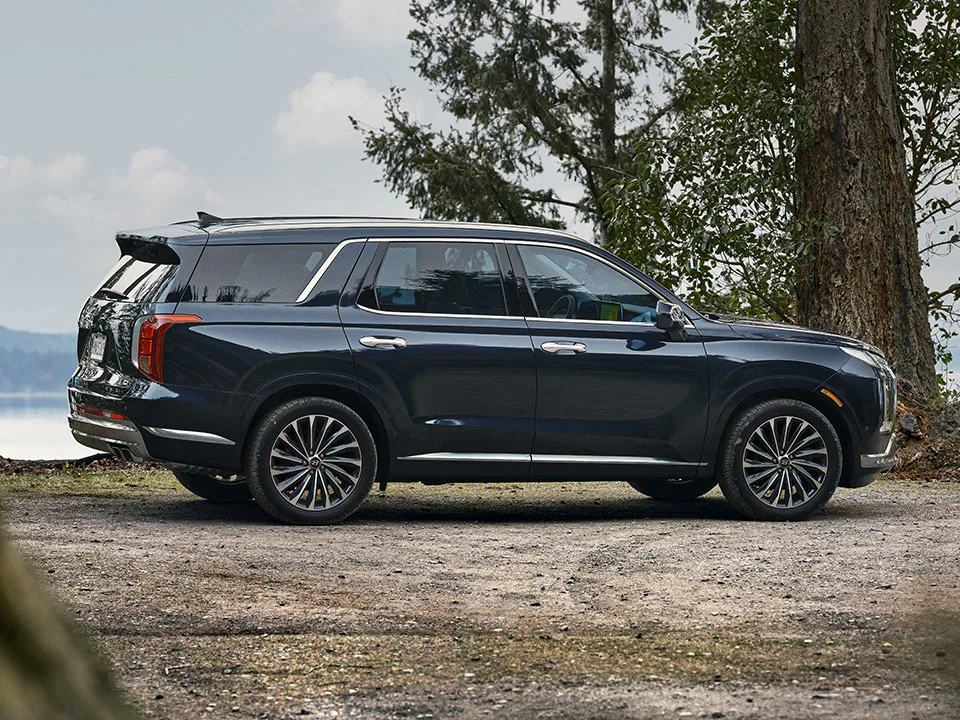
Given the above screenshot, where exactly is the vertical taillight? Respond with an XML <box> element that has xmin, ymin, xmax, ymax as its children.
<box><xmin>136</xmin><ymin>314</ymin><xmax>202</xmax><ymax>382</ymax></box>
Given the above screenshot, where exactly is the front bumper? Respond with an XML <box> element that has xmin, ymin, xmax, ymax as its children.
<box><xmin>68</xmin><ymin>412</ymin><xmax>151</xmax><ymax>461</ymax></box>
<box><xmin>860</xmin><ymin>433</ymin><xmax>896</xmax><ymax>471</ymax></box>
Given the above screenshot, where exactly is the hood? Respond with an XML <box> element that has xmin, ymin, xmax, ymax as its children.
<box><xmin>718</xmin><ymin>315</ymin><xmax>884</xmax><ymax>355</ymax></box>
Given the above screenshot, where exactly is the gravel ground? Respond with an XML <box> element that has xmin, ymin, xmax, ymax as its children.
<box><xmin>2</xmin><ymin>474</ymin><xmax>959</xmax><ymax>719</ymax></box>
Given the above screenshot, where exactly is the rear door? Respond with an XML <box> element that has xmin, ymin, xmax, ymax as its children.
<box><xmin>339</xmin><ymin>238</ymin><xmax>536</xmax><ymax>479</ymax></box>
<box><xmin>509</xmin><ymin>241</ymin><xmax>710</xmax><ymax>480</ymax></box>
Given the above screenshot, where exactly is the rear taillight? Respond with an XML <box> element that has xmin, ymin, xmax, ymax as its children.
<box><xmin>135</xmin><ymin>314</ymin><xmax>202</xmax><ymax>382</ymax></box>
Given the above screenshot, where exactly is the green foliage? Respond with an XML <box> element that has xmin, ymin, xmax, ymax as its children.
<box><xmin>354</xmin><ymin>0</ymin><xmax>695</xmax><ymax>237</ymax></box>
<box><xmin>605</xmin><ymin>0</ymin><xmax>803</xmax><ymax>320</ymax></box>
<box><xmin>607</xmin><ymin>0</ymin><xmax>960</xmax><ymax>332</ymax></box>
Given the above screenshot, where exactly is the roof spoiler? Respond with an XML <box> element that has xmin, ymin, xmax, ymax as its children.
<box><xmin>115</xmin><ymin>232</ymin><xmax>183</xmax><ymax>265</ymax></box>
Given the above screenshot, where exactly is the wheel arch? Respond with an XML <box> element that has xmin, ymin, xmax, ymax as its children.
<box><xmin>241</xmin><ymin>382</ymin><xmax>393</xmax><ymax>481</ymax></box>
<box><xmin>706</xmin><ymin>384</ymin><xmax>856</xmax><ymax>484</ymax></box>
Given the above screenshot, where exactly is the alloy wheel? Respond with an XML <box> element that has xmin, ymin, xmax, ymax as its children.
<box><xmin>741</xmin><ymin>416</ymin><xmax>829</xmax><ymax>509</ymax></box>
<box><xmin>269</xmin><ymin>414</ymin><xmax>363</xmax><ymax>511</ymax></box>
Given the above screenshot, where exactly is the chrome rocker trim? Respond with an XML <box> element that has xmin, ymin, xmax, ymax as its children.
<box><xmin>400</xmin><ymin>452</ymin><xmax>701</xmax><ymax>466</ymax></box>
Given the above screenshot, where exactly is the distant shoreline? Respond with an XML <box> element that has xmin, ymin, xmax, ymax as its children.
<box><xmin>0</xmin><ymin>391</ymin><xmax>66</xmax><ymax>399</ymax></box>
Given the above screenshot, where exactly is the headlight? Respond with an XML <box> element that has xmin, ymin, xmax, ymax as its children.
<box><xmin>839</xmin><ymin>346</ymin><xmax>896</xmax><ymax>433</ymax></box>
<box><xmin>840</xmin><ymin>346</ymin><xmax>880</xmax><ymax>368</ymax></box>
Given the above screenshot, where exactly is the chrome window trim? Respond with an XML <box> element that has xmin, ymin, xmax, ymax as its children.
<box><xmin>143</xmin><ymin>427</ymin><xmax>236</xmax><ymax>446</ymax></box>
<box><xmin>513</xmin><ymin>240</ymin><xmax>696</xmax><ymax>329</ymax></box>
<box><xmin>347</xmin><ymin>236</ymin><xmax>690</xmax><ymax>327</ymax></box>
<box><xmin>355</xmin><ymin>237</ymin><xmax>515</xmax><ymax>320</ymax></box>
<box><xmin>295</xmin><ymin>238</ymin><xmax>367</xmax><ymax>303</ymax></box>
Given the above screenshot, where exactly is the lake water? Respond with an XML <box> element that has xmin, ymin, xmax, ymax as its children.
<box><xmin>0</xmin><ymin>394</ymin><xmax>91</xmax><ymax>461</ymax></box>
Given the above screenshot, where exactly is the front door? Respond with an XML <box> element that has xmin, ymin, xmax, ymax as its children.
<box><xmin>340</xmin><ymin>238</ymin><xmax>536</xmax><ymax>479</ymax></box>
<box><xmin>510</xmin><ymin>242</ymin><xmax>709</xmax><ymax>480</ymax></box>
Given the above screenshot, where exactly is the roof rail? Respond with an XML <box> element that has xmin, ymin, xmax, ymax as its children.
<box><xmin>189</xmin><ymin>211</ymin><xmax>420</xmax><ymax>228</ymax></box>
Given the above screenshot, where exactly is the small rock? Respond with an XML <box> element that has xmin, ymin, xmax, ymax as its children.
<box><xmin>936</xmin><ymin>650</ymin><xmax>946</xmax><ymax>657</ymax></box>
<box><xmin>155</xmin><ymin>694</ymin><xmax>164</xmax><ymax>700</ymax></box>
<box><xmin>712</xmin><ymin>713</ymin><xmax>725</xmax><ymax>719</ymax></box>
<box><xmin>899</xmin><ymin>414</ymin><xmax>920</xmax><ymax>436</ymax></box>
<box><xmin>870</xmin><ymin>697</ymin><xmax>885</xmax><ymax>704</ymax></box>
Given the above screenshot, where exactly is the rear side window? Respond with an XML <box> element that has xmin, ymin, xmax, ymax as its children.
<box><xmin>181</xmin><ymin>244</ymin><xmax>332</xmax><ymax>303</ymax></box>
<box><xmin>96</xmin><ymin>257</ymin><xmax>179</xmax><ymax>303</ymax></box>
<box><xmin>370</xmin><ymin>242</ymin><xmax>506</xmax><ymax>316</ymax></box>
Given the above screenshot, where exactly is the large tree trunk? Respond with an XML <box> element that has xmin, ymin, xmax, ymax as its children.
<box><xmin>795</xmin><ymin>0</ymin><xmax>936</xmax><ymax>396</ymax></box>
<box><xmin>0</xmin><ymin>522</ymin><xmax>132</xmax><ymax>720</ymax></box>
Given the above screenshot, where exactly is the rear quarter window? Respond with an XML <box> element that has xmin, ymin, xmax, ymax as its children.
<box><xmin>96</xmin><ymin>257</ymin><xmax>179</xmax><ymax>303</ymax></box>
<box><xmin>181</xmin><ymin>244</ymin><xmax>333</xmax><ymax>303</ymax></box>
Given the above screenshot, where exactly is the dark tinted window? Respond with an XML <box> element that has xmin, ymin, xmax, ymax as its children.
<box><xmin>372</xmin><ymin>242</ymin><xmax>506</xmax><ymax>316</ymax></box>
<box><xmin>517</xmin><ymin>244</ymin><xmax>658</xmax><ymax>322</ymax></box>
<box><xmin>96</xmin><ymin>257</ymin><xmax>179</xmax><ymax>303</ymax></box>
<box><xmin>182</xmin><ymin>244</ymin><xmax>332</xmax><ymax>303</ymax></box>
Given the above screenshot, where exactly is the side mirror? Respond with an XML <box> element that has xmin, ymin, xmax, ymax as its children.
<box><xmin>655</xmin><ymin>301</ymin><xmax>688</xmax><ymax>341</ymax></box>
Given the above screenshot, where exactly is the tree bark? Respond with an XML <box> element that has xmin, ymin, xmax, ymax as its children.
<box><xmin>0</xmin><ymin>523</ymin><xmax>132</xmax><ymax>720</ymax></box>
<box><xmin>795</xmin><ymin>0</ymin><xmax>936</xmax><ymax>396</ymax></box>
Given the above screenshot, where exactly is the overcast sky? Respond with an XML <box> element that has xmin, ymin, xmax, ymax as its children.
<box><xmin>1</xmin><ymin>0</ymin><xmax>957</xmax><ymax>335</ymax></box>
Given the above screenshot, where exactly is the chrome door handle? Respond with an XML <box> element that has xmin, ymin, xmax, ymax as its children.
<box><xmin>359</xmin><ymin>336</ymin><xmax>407</xmax><ymax>349</ymax></box>
<box><xmin>541</xmin><ymin>341</ymin><xmax>587</xmax><ymax>354</ymax></box>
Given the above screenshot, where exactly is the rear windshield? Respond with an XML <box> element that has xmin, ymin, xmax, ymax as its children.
<box><xmin>96</xmin><ymin>257</ymin><xmax>179</xmax><ymax>303</ymax></box>
<box><xmin>180</xmin><ymin>244</ymin><xmax>333</xmax><ymax>304</ymax></box>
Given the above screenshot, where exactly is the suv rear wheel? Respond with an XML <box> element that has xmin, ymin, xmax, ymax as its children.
<box><xmin>172</xmin><ymin>470</ymin><xmax>252</xmax><ymax>503</ymax></box>
<box><xmin>627</xmin><ymin>476</ymin><xmax>718</xmax><ymax>501</ymax></box>
<box><xmin>717</xmin><ymin>399</ymin><xmax>841</xmax><ymax>520</ymax></box>
<box><xmin>244</xmin><ymin>397</ymin><xmax>377</xmax><ymax>525</ymax></box>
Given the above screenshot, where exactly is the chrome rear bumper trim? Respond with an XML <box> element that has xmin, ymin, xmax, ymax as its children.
<box><xmin>143</xmin><ymin>427</ymin><xmax>235</xmax><ymax>445</ymax></box>
<box><xmin>68</xmin><ymin>414</ymin><xmax>150</xmax><ymax>460</ymax></box>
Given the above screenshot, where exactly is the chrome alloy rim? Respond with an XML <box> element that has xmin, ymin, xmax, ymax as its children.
<box><xmin>741</xmin><ymin>416</ymin><xmax>829</xmax><ymax>509</ymax></box>
<box><xmin>269</xmin><ymin>415</ymin><xmax>362</xmax><ymax>511</ymax></box>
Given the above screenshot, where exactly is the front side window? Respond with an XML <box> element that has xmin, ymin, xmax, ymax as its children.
<box><xmin>517</xmin><ymin>244</ymin><xmax>658</xmax><ymax>322</ymax></box>
<box><xmin>182</xmin><ymin>244</ymin><xmax>332</xmax><ymax>303</ymax></box>
<box><xmin>371</xmin><ymin>242</ymin><xmax>506</xmax><ymax>316</ymax></box>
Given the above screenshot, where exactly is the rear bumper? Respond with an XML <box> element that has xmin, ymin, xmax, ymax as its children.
<box><xmin>68</xmin><ymin>413</ymin><xmax>151</xmax><ymax>461</ymax></box>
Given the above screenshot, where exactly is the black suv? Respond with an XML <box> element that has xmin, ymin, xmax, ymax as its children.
<box><xmin>69</xmin><ymin>213</ymin><xmax>897</xmax><ymax>524</ymax></box>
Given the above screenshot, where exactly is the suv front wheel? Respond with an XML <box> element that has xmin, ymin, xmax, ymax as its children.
<box><xmin>717</xmin><ymin>399</ymin><xmax>842</xmax><ymax>521</ymax></box>
<box><xmin>244</xmin><ymin>397</ymin><xmax>377</xmax><ymax>525</ymax></box>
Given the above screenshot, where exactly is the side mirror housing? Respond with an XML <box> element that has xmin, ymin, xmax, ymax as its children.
<box><xmin>656</xmin><ymin>301</ymin><xmax>688</xmax><ymax>341</ymax></box>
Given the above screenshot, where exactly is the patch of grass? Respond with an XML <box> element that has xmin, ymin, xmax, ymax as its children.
<box><xmin>0</xmin><ymin>468</ymin><xmax>180</xmax><ymax>497</ymax></box>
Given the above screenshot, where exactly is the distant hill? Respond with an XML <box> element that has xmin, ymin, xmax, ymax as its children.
<box><xmin>0</xmin><ymin>326</ymin><xmax>76</xmax><ymax>393</ymax></box>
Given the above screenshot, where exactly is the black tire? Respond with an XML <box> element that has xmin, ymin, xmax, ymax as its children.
<box><xmin>244</xmin><ymin>397</ymin><xmax>377</xmax><ymax>525</ymax></box>
<box><xmin>173</xmin><ymin>470</ymin><xmax>252</xmax><ymax>503</ymax></box>
<box><xmin>627</xmin><ymin>476</ymin><xmax>718</xmax><ymax>501</ymax></box>
<box><xmin>717</xmin><ymin>399</ymin><xmax>842</xmax><ymax>521</ymax></box>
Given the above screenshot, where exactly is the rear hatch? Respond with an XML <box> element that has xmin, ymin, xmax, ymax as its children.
<box><xmin>73</xmin><ymin>223</ymin><xmax>207</xmax><ymax>398</ymax></box>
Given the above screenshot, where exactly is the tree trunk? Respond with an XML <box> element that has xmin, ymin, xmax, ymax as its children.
<box><xmin>795</xmin><ymin>0</ymin><xmax>936</xmax><ymax>396</ymax></box>
<box><xmin>0</xmin><ymin>523</ymin><xmax>132</xmax><ymax>720</ymax></box>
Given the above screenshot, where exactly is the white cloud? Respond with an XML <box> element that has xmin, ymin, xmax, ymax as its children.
<box><xmin>274</xmin><ymin>71</ymin><xmax>385</xmax><ymax>152</ymax></box>
<box><xmin>274</xmin><ymin>0</ymin><xmax>414</xmax><ymax>45</ymax></box>
<box><xmin>0</xmin><ymin>148</ymin><xmax>224</xmax><ymax>332</ymax></box>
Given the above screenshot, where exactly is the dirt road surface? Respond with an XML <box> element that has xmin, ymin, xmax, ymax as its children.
<box><xmin>2</xmin><ymin>472</ymin><xmax>958</xmax><ymax>719</ymax></box>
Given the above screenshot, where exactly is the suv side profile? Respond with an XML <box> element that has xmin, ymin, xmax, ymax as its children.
<box><xmin>69</xmin><ymin>214</ymin><xmax>897</xmax><ymax>524</ymax></box>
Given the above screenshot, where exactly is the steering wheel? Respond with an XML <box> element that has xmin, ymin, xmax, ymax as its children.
<box><xmin>545</xmin><ymin>294</ymin><xmax>576</xmax><ymax>319</ymax></box>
